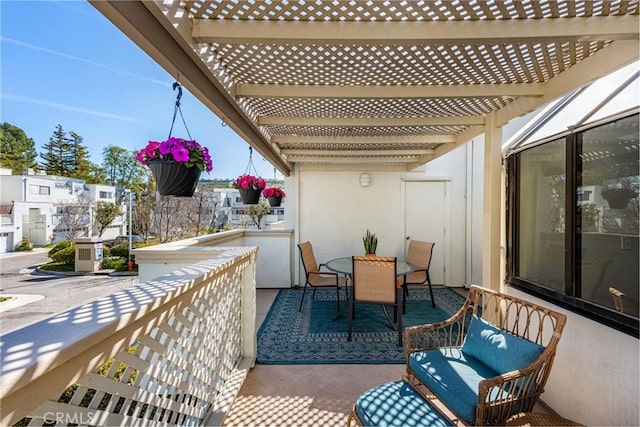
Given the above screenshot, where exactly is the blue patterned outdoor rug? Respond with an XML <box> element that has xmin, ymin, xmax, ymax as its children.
<box><xmin>257</xmin><ymin>287</ymin><xmax>466</xmax><ymax>364</ymax></box>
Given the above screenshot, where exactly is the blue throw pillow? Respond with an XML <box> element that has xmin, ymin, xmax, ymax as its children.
<box><xmin>461</xmin><ymin>315</ymin><xmax>545</xmax><ymax>374</ymax></box>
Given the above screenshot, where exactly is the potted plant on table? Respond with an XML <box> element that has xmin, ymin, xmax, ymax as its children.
<box><xmin>263</xmin><ymin>187</ymin><xmax>286</xmax><ymax>207</ymax></box>
<box><xmin>234</xmin><ymin>174</ymin><xmax>267</xmax><ymax>205</ymax></box>
<box><xmin>136</xmin><ymin>137</ymin><xmax>213</xmax><ymax>197</ymax></box>
<box><xmin>363</xmin><ymin>229</ymin><xmax>378</xmax><ymax>256</ymax></box>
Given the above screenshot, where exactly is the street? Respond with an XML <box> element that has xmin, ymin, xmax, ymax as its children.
<box><xmin>0</xmin><ymin>249</ymin><xmax>138</xmax><ymax>334</ymax></box>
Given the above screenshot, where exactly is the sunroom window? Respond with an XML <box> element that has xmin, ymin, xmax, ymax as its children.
<box><xmin>508</xmin><ymin>113</ymin><xmax>639</xmax><ymax>337</ymax></box>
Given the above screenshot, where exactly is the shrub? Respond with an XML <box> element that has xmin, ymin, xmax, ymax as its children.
<box><xmin>102</xmin><ymin>245</ymin><xmax>111</xmax><ymax>258</ymax></box>
<box><xmin>100</xmin><ymin>257</ymin><xmax>126</xmax><ymax>270</ymax></box>
<box><xmin>15</xmin><ymin>238</ymin><xmax>33</xmax><ymax>252</ymax></box>
<box><xmin>48</xmin><ymin>240</ymin><xmax>72</xmax><ymax>258</ymax></box>
<box><xmin>50</xmin><ymin>244</ymin><xmax>76</xmax><ymax>265</ymax></box>
<box><xmin>109</xmin><ymin>242</ymin><xmax>130</xmax><ymax>258</ymax></box>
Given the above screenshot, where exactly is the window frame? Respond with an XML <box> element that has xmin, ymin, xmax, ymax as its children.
<box><xmin>506</xmin><ymin>112</ymin><xmax>639</xmax><ymax>338</ymax></box>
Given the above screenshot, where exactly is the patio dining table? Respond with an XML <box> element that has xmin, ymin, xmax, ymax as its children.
<box><xmin>325</xmin><ymin>256</ymin><xmax>415</xmax><ymax>277</ymax></box>
<box><xmin>324</xmin><ymin>256</ymin><xmax>416</xmax><ymax>324</ymax></box>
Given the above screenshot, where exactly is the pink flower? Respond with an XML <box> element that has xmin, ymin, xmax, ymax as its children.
<box><xmin>235</xmin><ymin>174</ymin><xmax>267</xmax><ymax>190</ymax></box>
<box><xmin>263</xmin><ymin>187</ymin><xmax>286</xmax><ymax>198</ymax></box>
<box><xmin>136</xmin><ymin>137</ymin><xmax>213</xmax><ymax>172</ymax></box>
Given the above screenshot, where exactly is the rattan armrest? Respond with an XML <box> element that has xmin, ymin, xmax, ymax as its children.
<box><xmin>405</xmin><ymin>303</ymin><xmax>472</xmax><ymax>353</ymax></box>
<box><xmin>476</xmin><ymin>357</ymin><xmax>550</xmax><ymax>426</ymax></box>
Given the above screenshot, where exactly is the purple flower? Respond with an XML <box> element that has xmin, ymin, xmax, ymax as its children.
<box><xmin>171</xmin><ymin>145</ymin><xmax>190</xmax><ymax>162</ymax></box>
<box><xmin>136</xmin><ymin>137</ymin><xmax>213</xmax><ymax>172</ymax></box>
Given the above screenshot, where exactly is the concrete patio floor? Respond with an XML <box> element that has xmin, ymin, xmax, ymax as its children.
<box><xmin>224</xmin><ymin>289</ymin><xmax>405</xmax><ymax>426</ymax></box>
<box><xmin>225</xmin><ymin>287</ymin><xmax>553</xmax><ymax>427</ymax></box>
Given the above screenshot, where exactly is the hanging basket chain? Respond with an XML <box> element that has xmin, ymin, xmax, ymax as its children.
<box><xmin>243</xmin><ymin>147</ymin><xmax>260</xmax><ymax>176</ymax></box>
<box><xmin>168</xmin><ymin>82</ymin><xmax>193</xmax><ymax>141</ymax></box>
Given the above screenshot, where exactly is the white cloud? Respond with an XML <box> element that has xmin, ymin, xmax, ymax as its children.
<box><xmin>2</xmin><ymin>93</ymin><xmax>138</xmax><ymax>123</ymax></box>
<box><xmin>1</xmin><ymin>36</ymin><xmax>169</xmax><ymax>87</ymax></box>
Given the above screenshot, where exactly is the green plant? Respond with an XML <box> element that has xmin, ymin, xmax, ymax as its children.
<box><xmin>239</xmin><ymin>201</ymin><xmax>271</xmax><ymax>229</ymax></box>
<box><xmin>38</xmin><ymin>262</ymin><xmax>76</xmax><ymax>272</ymax></box>
<box><xmin>100</xmin><ymin>257</ymin><xmax>126</xmax><ymax>270</ymax></box>
<box><xmin>15</xmin><ymin>237</ymin><xmax>33</xmax><ymax>252</ymax></box>
<box><xmin>363</xmin><ymin>229</ymin><xmax>378</xmax><ymax>254</ymax></box>
<box><xmin>109</xmin><ymin>242</ymin><xmax>130</xmax><ymax>258</ymax></box>
<box><xmin>50</xmin><ymin>244</ymin><xmax>76</xmax><ymax>265</ymax></box>
<box><xmin>48</xmin><ymin>240</ymin><xmax>72</xmax><ymax>258</ymax></box>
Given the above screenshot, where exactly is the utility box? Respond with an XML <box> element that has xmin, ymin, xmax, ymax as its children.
<box><xmin>74</xmin><ymin>237</ymin><xmax>103</xmax><ymax>273</ymax></box>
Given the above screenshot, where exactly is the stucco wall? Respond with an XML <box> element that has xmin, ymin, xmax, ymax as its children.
<box><xmin>293</xmin><ymin>151</ymin><xmax>478</xmax><ymax>287</ymax></box>
<box><xmin>508</xmin><ymin>287</ymin><xmax>640</xmax><ymax>426</ymax></box>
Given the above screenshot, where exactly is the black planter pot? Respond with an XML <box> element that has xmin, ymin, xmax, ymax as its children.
<box><xmin>603</xmin><ymin>188</ymin><xmax>636</xmax><ymax>209</ymax></box>
<box><xmin>267</xmin><ymin>196</ymin><xmax>282</xmax><ymax>207</ymax></box>
<box><xmin>149</xmin><ymin>160</ymin><xmax>201</xmax><ymax>197</ymax></box>
<box><xmin>239</xmin><ymin>187</ymin><xmax>261</xmax><ymax>204</ymax></box>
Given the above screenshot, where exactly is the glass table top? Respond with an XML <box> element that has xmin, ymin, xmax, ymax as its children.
<box><xmin>325</xmin><ymin>256</ymin><xmax>415</xmax><ymax>275</ymax></box>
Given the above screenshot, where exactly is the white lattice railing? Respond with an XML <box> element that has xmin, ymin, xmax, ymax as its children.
<box><xmin>0</xmin><ymin>246</ymin><xmax>257</xmax><ymax>426</ymax></box>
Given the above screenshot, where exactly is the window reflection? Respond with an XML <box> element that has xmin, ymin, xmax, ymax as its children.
<box><xmin>511</xmin><ymin>113</ymin><xmax>639</xmax><ymax>334</ymax></box>
<box><xmin>579</xmin><ymin>115</ymin><xmax>639</xmax><ymax>316</ymax></box>
<box><xmin>517</xmin><ymin>139</ymin><xmax>566</xmax><ymax>292</ymax></box>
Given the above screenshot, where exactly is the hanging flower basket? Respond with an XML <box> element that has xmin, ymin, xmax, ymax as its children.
<box><xmin>235</xmin><ymin>174</ymin><xmax>266</xmax><ymax>205</ymax></box>
<box><xmin>267</xmin><ymin>196</ymin><xmax>282</xmax><ymax>207</ymax></box>
<box><xmin>239</xmin><ymin>187</ymin><xmax>262</xmax><ymax>205</ymax></box>
<box><xmin>135</xmin><ymin>83</ymin><xmax>213</xmax><ymax>197</ymax></box>
<box><xmin>136</xmin><ymin>137</ymin><xmax>213</xmax><ymax>197</ymax></box>
<box><xmin>263</xmin><ymin>187</ymin><xmax>286</xmax><ymax>207</ymax></box>
<box><xmin>149</xmin><ymin>160</ymin><xmax>201</xmax><ymax>197</ymax></box>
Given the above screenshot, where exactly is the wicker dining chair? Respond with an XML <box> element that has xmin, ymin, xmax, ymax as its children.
<box><xmin>297</xmin><ymin>241</ymin><xmax>347</xmax><ymax>312</ymax></box>
<box><xmin>398</xmin><ymin>240</ymin><xmax>436</xmax><ymax>312</ymax></box>
<box><xmin>349</xmin><ymin>256</ymin><xmax>402</xmax><ymax>346</ymax></box>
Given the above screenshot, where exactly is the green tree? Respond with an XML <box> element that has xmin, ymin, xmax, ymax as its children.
<box><xmin>101</xmin><ymin>145</ymin><xmax>147</xmax><ymax>198</ymax></box>
<box><xmin>68</xmin><ymin>131</ymin><xmax>91</xmax><ymax>180</ymax></box>
<box><xmin>85</xmin><ymin>162</ymin><xmax>109</xmax><ymax>184</ymax></box>
<box><xmin>40</xmin><ymin>124</ymin><xmax>73</xmax><ymax>176</ymax></box>
<box><xmin>95</xmin><ymin>201</ymin><xmax>122</xmax><ymax>237</ymax></box>
<box><xmin>0</xmin><ymin>122</ymin><xmax>38</xmax><ymax>174</ymax></box>
<box><xmin>40</xmin><ymin>126</ymin><xmax>94</xmax><ymax>179</ymax></box>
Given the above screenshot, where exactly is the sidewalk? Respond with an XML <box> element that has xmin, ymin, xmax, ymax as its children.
<box><xmin>0</xmin><ymin>247</ymin><xmax>48</xmax><ymax>259</ymax></box>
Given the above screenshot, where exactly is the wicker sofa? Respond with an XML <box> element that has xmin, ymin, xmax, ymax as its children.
<box><xmin>348</xmin><ymin>285</ymin><xmax>567</xmax><ymax>426</ymax></box>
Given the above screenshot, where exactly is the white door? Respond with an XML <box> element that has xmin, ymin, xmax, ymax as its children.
<box><xmin>404</xmin><ymin>180</ymin><xmax>448</xmax><ymax>285</ymax></box>
<box><xmin>0</xmin><ymin>232</ymin><xmax>8</xmax><ymax>253</ymax></box>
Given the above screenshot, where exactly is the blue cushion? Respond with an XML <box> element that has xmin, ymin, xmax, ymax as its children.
<box><xmin>354</xmin><ymin>380</ymin><xmax>453</xmax><ymax>427</ymax></box>
<box><xmin>408</xmin><ymin>348</ymin><xmax>508</xmax><ymax>423</ymax></box>
<box><xmin>461</xmin><ymin>315</ymin><xmax>545</xmax><ymax>374</ymax></box>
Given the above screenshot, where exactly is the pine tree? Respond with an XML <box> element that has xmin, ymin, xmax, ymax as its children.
<box><xmin>68</xmin><ymin>131</ymin><xmax>91</xmax><ymax>180</ymax></box>
<box><xmin>0</xmin><ymin>122</ymin><xmax>38</xmax><ymax>174</ymax></box>
<box><xmin>41</xmin><ymin>124</ymin><xmax>73</xmax><ymax>176</ymax></box>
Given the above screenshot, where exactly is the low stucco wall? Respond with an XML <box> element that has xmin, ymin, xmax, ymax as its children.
<box><xmin>134</xmin><ymin>229</ymin><xmax>294</xmax><ymax>288</ymax></box>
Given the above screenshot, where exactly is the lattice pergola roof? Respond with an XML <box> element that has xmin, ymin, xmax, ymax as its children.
<box><xmin>91</xmin><ymin>0</ymin><xmax>639</xmax><ymax>175</ymax></box>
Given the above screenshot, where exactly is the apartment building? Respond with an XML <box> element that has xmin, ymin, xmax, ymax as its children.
<box><xmin>0</xmin><ymin>168</ymin><xmax>124</xmax><ymax>252</ymax></box>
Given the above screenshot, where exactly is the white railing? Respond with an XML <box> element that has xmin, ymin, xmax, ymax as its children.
<box><xmin>135</xmin><ymin>229</ymin><xmax>294</xmax><ymax>288</ymax></box>
<box><xmin>0</xmin><ymin>246</ymin><xmax>257</xmax><ymax>426</ymax></box>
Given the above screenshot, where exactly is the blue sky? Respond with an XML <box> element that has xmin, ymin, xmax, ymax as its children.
<box><xmin>1</xmin><ymin>1</ymin><xmax>281</xmax><ymax>180</ymax></box>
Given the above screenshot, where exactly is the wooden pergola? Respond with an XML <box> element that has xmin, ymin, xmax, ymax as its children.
<box><xmin>90</xmin><ymin>0</ymin><xmax>638</xmax><ymax>175</ymax></box>
<box><xmin>90</xmin><ymin>0</ymin><xmax>639</xmax><ymax>288</ymax></box>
